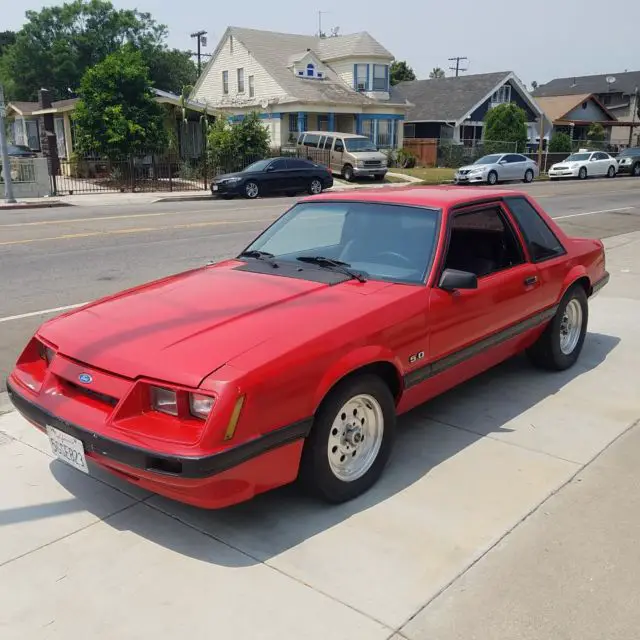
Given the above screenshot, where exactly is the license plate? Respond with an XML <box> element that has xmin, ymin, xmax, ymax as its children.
<box><xmin>212</xmin><ymin>185</ymin><xmax>218</xmax><ymax>191</ymax></box>
<box><xmin>47</xmin><ymin>426</ymin><xmax>89</xmax><ymax>474</ymax></box>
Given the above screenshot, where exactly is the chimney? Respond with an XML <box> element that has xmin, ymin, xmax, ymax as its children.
<box><xmin>38</xmin><ymin>88</ymin><xmax>53</xmax><ymax>110</ymax></box>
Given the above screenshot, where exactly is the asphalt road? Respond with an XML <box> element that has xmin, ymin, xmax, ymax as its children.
<box><xmin>1</xmin><ymin>177</ymin><xmax>639</xmax><ymax>382</ymax></box>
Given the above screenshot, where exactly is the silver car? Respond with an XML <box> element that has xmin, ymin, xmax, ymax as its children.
<box><xmin>455</xmin><ymin>153</ymin><xmax>539</xmax><ymax>185</ymax></box>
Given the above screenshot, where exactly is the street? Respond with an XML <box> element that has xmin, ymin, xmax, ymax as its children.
<box><xmin>2</xmin><ymin>178</ymin><xmax>639</xmax><ymax>382</ymax></box>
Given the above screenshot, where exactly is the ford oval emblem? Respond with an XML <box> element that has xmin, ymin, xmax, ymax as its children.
<box><xmin>78</xmin><ymin>373</ymin><xmax>93</xmax><ymax>384</ymax></box>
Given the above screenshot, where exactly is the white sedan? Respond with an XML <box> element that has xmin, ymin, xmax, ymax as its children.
<box><xmin>548</xmin><ymin>150</ymin><xmax>618</xmax><ymax>180</ymax></box>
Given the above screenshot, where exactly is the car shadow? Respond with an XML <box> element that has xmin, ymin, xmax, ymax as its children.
<box><xmin>46</xmin><ymin>331</ymin><xmax>620</xmax><ymax>567</ymax></box>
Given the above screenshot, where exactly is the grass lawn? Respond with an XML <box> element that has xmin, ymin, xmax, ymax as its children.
<box><xmin>389</xmin><ymin>167</ymin><xmax>456</xmax><ymax>184</ymax></box>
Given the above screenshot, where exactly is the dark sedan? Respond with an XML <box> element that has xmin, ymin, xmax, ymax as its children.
<box><xmin>211</xmin><ymin>157</ymin><xmax>333</xmax><ymax>199</ymax></box>
<box><xmin>616</xmin><ymin>147</ymin><xmax>640</xmax><ymax>177</ymax></box>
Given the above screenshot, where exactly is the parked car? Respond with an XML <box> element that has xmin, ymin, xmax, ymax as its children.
<box><xmin>6</xmin><ymin>144</ymin><xmax>37</xmax><ymax>158</ymax></box>
<box><xmin>454</xmin><ymin>153</ymin><xmax>539</xmax><ymax>185</ymax></box>
<box><xmin>548</xmin><ymin>150</ymin><xmax>618</xmax><ymax>180</ymax></box>
<box><xmin>7</xmin><ymin>187</ymin><xmax>608</xmax><ymax>509</ymax></box>
<box><xmin>297</xmin><ymin>131</ymin><xmax>388</xmax><ymax>182</ymax></box>
<box><xmin>211</xmin><ymin>157</ymin><xmax>333</xmax><ymax>199</ymax></box>
<box><xmin>615</xmin><ymin>147</ymin><xmax>640</xmax><ymax>177</ymax></box>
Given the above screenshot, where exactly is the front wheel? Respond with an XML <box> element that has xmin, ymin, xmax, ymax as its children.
<box><xmin>607</xmin><ymin>165</ymin><xmax>616</xmax><ymax>178</ymax></box>
<box><xmin>244</xmin><ymin>181</ymin><xmax>260</xmax><ymax>199</ymax></box>
<box><xmin>299</xmin><ymin>375</ymin><xmax>396</xmax><ymax>503</ymax></box>
<box><xmin>527</xmin><ymin>285</ymin><xmax>588</xmax><ymax>371</ymax></box>
<box><xmin>632</xmin><ymin>162</ymin><xmax>640</xmax><ymax>177</ymax></box>
<box><xmin>523</xmin><ymin>168</ymin><xmax>534</xmax><ymax>183</ymax></box>
<box><xmin>487</xmin><ymin>170</ymin><xmax>498</xmax><ymax>185</ymax></box>
<box><xmin>308</xmin><ymin>178</ymin><xmax>323</xmax><ymax>195</ymax></box>
<box><xmin>578</xmin><ymin>167</ymin><xmax>587</xmax><ymax>180</ymax></box>
<box><xmin>342</xmin><ymin>164</ymin><xmax>355</xmax><ymax>182</ymax></box>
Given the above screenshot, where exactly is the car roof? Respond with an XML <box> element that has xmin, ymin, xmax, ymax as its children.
<box><xmin>301</xmin><ymin>131</ymin><xmax>367</xmax><ymax>139</ymax></box>
<box><xmin>301</xmin><ymin>186</ymin><xmax>527</xmax><ymax>208</ymax></box>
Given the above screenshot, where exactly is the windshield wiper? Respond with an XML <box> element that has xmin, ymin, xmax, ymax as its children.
<box><xmin>238</xmin><ymin>250</ymin><xmax>279</xmax><ymax>267</ymax></box>
<box><xmin>296</xmin><ymin>256</ymin><xmax>367</xmax><ymax>283</ymax></box>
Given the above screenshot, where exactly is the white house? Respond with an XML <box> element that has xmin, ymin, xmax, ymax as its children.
<box><xmin>191</xmin><ymin>27</ymin><xmax>411</xmax><ymax>149</ymax></box>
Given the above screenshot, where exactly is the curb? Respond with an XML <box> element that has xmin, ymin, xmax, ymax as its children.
<box><xmin>0</xmin><ymin>200</ymin><xmax>73</xmax><ymax>211</ymax></box>
<box><xmin>0</xmin><ymin>392</ymin><xmax>12</xmax><ymax>417</ymax></box>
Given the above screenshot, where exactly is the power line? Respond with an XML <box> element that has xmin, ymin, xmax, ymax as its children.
<box><xmin>448</xmin><ymin>56</ymin><xmax>468</xmax><ymax>77</ymax></box>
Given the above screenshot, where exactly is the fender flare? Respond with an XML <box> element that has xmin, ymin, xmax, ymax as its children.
<box><xmin>560</xmin><ymin>265</ymin><xmax>591</xmax><ymax>301</ymax></box>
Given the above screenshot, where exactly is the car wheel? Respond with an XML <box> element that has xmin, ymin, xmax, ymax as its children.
<box><xmin>299</xmin><ymin>374</ymin><xmax>396</xmax><ymax>503</ymax></box>
<box><xmin>607</xmin><ymin>165</ymin><xmax>616</xmax><ymax>178</ymax></box>
<box><xmin>550</xmin><ymin>177</ymin><xmax>559</xmax><ymax>181</ymax></box>
<box><xmin>526</xmin><ymin>285</ymin><xmax>588</xmax><ymax>371</ymax></box>
<box><xmin>578</xmin><ymin>167</ymin><xmax>587</xmax><ymax>180</ymax></box>
<box><xmin>487</xmin><ymin>170</ymin><xmax>498</xmax><ymax>185</ymax></box>
<box><xmin>221</xmin><ymin>194</ymin><xmax>235</xmax><ymax>200</ymax></box>
<box><xmin>244</xmin><ymin>181</ymin><xmax>260</xmax><ymax>199</ymax></box>
<box><xmin>632</xmin><ymin>162</ymin><xmax>640</xmax><ymax>177</ymax></box>
<box><xmin>523</xmin><ymin>168</ymin><xmax>534</xmax><ymax>183</ymax></box>
<box><xmin>342</xmin><ymin>164</ymin><xmax>355</xmax><ymax>182</ymax></box>
<box><xmin>308</xmin><ymin>178</ymin><xmax>323</xmax><ymax>195</ymax></box>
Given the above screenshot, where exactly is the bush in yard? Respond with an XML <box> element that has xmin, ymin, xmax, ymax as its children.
<box><xmin>549</xmin><ymin>132</ymin><xmax>572</xmax><ymax>153</ymax></box>
<box><xmin>396</xmin><ymin>148</ymin><xmax>417</xmax><ymax>168</ymax></box>
<box><xmin>483</xmin><ymin>102</ymin><xmax>528</xmax><ymax>153</ymax></box>
<box><xmin>587</xmin><ymin>123</ymin><xmax>605</xmax><ymax>144</ymax></box>
<box><xmin>73</xmin><ymin>45</ymin><xmax>167</xmax><ymax>161</ymax></box>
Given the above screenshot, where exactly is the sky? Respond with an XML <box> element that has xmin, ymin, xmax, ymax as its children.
<box><xmin>5</xmin><ymin>0</ymin><xmax>640</xmax><ymax>87</ymax></box>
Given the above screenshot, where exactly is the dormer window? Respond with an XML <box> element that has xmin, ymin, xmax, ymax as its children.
<box><xmin>293</xmin><ymin>58</ymin><xmax>324</xmax><ymax>80</ymax></box>
<box><xmin>307</xmin><ymin>63</ymin><xmax>315</xmax><ymax>77</ymax></box>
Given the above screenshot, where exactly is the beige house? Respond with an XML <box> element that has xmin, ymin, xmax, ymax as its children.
<box><xmin>191</xmin><ymin>27</ymin><xmax>411</xmax><ymax>149</ymax></box>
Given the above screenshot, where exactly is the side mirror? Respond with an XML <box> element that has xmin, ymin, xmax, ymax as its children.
<box><xmin>266</xmin><ymin>165</ymin><xmax>276</xmax><ymax>172</ymax></box>
<box><xmin>439</xmin><ymin>268</ymin><xmax>478</xmax><ymax>291</ymax></box>
<box><xmin>498</xmin><ymin>159</ymin><xmax>507</xmax><ymax>164</ymax></box>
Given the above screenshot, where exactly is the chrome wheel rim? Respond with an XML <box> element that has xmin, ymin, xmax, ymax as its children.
<box><xmin>608</xmin><ymin>166</ymin><xmax>615</xmax><ymax>177</ymax></box>
<box><xmin>246</xmin><ymin>182</ymin><xmax>258</xmax><ymax>198</ymax></box>
<box><xmin>310</xmin><ymin>179</ymin><xmax>322</xmax><ymax>194</ymax></box>
<box><xmin>559</xmin><ymin>299</ymin><xmax>583</xmax><ymax>355</ymax></box>
<box><xmin>525</xmin><ymin>170</ymin><xmax>533</xmax><ymax>182</ymax></box>
<box><xmin>327</xmin><ymin>394</ymin><xmax>384</xmax><ymax>482</ymax></box>
<box><xmin>488</xmin><ymin>173</ymin><xmax>496</xmax><ymax>185</ymax></box>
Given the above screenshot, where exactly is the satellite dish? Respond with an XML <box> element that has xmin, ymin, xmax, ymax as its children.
<box><xmin>606</xmin><ymin>76</ymin><xmax>616</xmax><ymax>84</ymax></box>
<box><xmin>260</xmin><ymin>98</ymin><xmax>270</xmax><ymax>109</ymax></box>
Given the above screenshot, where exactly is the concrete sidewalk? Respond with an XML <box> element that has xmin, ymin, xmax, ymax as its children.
<box><xmin>0</xmin><ymin>231</ymin><xmax>638</xmax><ymax>639</ymax></box>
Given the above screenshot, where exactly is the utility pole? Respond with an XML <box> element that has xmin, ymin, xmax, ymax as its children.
<box><xmin>629</xmin><ymin>86</ymin><xmax>638</xmax><ymax>146</ymax></box>
<box><xmin>317</xmin><ymin>10</ymin><xmax>329</xmax><ymax>37</ymax></box>
<box><xmin>190</xmin><ymin>30</ymin><xmax>207</xmax><ymax>75</ymax></box>
<box><xmin>448</xmin><ymin>56</ymin><xmax>468</xmax><ymax>77</ymax></box>
<box><xmin>0</xmin><ymin>84</ymin><xmax>16</xmax><ymax>204</ymax></box>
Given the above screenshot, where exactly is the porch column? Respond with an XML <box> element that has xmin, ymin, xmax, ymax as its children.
<box><xmin>355</xmin><ymin>114</ymin><xmax>361</xmax><ymax>135</ymax></box>
<box><xmin>297</xmin><ymin>112</ymin><xmax>305</xmax><ymax>133</ymax></box>
<box><xmin>373</xmin><ymin>119</ymin><xmax>379</xmax><ymax>145</ymax></box>
<box><xmin>328</xmin><ymin>112</ymin><xmax>335</xmax><ymax>131</ymax></box>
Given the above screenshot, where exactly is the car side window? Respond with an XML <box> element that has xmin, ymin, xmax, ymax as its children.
<box><xmin>443</xmin><ymin>206</ymin><xmax>524</xmax><ymax>278</ymax></box>
<box><xmin>506</xmin><ymin>154</ymin><xmax>523</xmax><ymax>163</ymax></box>
<box><xmin>288</xmin><ymin>159</ymin><xmax>310</xmax><ymax>169</ymax></box>
<box><xmin>269</xmin><ymin>159</ymin><xmax>288</xmax><ymax>171</ymax></box>
<box><xmin>324</xmin><ymin>136</ymin><xmax>334</xmax><ymax>150</ymax></box>
<box><xmin>595</xmin><ymin>152</ymin><xmax>608</xmax><ymax>160</ymax></box>
<box><xmin>503</xmin><ymin>196</ymin><xmax>566</xmax><ymax>262</ymax></box>
<box><xmin>334</xmin><ymin>138</ymin><xmax>345</xmax><ymax>152</ymax></box>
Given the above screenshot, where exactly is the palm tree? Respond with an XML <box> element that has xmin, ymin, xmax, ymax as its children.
<box><xmin>429</xmin><ymin>67</ymin><xmax>446</xmax><ymax>79</ymax></box>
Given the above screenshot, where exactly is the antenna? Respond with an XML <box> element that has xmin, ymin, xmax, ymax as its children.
<box><xmin>448</xmin><ymin>56</ymin><xmax>468</xmax><ymax>77</ymax></box>
<box><xmin>317</xmin><ymin>10</ymin><xmax>329</xmax><ymax>37</ymax></box>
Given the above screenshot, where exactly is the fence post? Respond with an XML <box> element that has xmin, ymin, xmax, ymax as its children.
<box><xmin>129</xmin><ymin>156</ymin><xmax>135</xmax><ymax>192</ymax></box>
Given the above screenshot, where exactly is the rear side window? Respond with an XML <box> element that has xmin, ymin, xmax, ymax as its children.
<box><xmin>288</xmin><ymin>159</ymin><xmax>311</xmax><ymax>169</ymax></box>
<box><xmin>324</xmin><ymin>136</ymin><xmax>334</xmax><ymax>150</ymax></box>
<box><xmin>504</xmin><ymin>196</ymin><xmax>565</xmax><ymax>262</ymax></box>
<box><xmin>303</xmin><ymin>134</ymin><xmax>320</xmax><ymax>148</ymax></box>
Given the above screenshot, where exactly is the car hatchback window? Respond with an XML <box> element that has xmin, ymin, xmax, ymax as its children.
<box><xmin>245</xmin><ymin>202</ymin><xmax>440</xmax><ymax>284</ymax></box>
<box><xmin>503</xmin><ymin>196</ymin><xmax>565</xmax><ymax>262</ymax></box>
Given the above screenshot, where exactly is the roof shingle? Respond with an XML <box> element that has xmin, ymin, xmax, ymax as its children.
<box><xmin>533</xmin><ymin>71</ymin><xmax>640</xmax><ymax>97</ymax></box>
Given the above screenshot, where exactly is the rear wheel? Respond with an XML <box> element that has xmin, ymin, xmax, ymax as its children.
<box><xmin>487</xmin><ymin>170</ymin><xmax>498</xmax><ymax>185</ymax></box>
<box><xmin>342</xmin><ymin>164</ymin><xmax>355</xmax><ymax>182</ymax></box>
<box><xmin>308</xmin><ymin>178</ymin><xmax>323</xmax><ymax>195</ymax></box>
<box><xmin>523</xmin><ymin>168</ymin><xmax>534</xmax><ymax>183</ymax></box>
<box><xmin>607</xmin><ymin>165</ymin><xmax>616</xmax><ymax>178</ymax></box>
<box><xmin>244</xmin><ymin>181</ymin><xmax>260</xmax><ymax>199</ymax></box>
<box><xmin>578</xmin><ymin>167</ymin><xmax>587</xmax><ymax>180</ymax></box>
<box><xmin>527</xmin><ymin>285</ymin><xmax>588</xmax><ymax>371</ymax></box>
<box><xmin>299</xmin><ymin>374</ymin><xmax>396</xmax><ymax>503</ymax></box>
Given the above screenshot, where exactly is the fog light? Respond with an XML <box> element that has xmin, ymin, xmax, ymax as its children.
<box><xmin>189</xmin><ymin>393</ymin><xmax>215</xmax><ymax>420</ymax></box>
<box><xmin>150</xmin><ymin>386</ymin><xmax>178</xmax><ymax>416</ymax></box>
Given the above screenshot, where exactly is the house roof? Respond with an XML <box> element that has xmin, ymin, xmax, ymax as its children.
<box><xmin>534</xmin><ymin>93</ymin><xmax>618</xmax><ymax>123</ymax></box>
<box><xmin>198</xmin><ymin>26</ymin><xmax>401</xmax><ymax>108</ymax></box>
<box><xmin>6</xmin><ymin>101</ymin><xmax>39</xmax><ymax>115</ymax></box>
<box><xmin>533</xmin><ymin>71</ymin><xmax>640</xmax><ymax>97</ymax></box>
<box><xmin>391</xmin><ymin>71</ymin><xmax>514</xmax><ymax>122</ymax></box>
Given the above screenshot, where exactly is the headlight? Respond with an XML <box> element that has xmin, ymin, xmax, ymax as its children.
<box><xmin>189</xmin><ymin>393</ymin><xmax>215</xmax><ymax>420</ymax></box>
<box><xmin>469</xmin><ymin>167</ymin><xmax>483</xmax><ymax>174</ymax></box>
<box><xmin>225</xmin><ymin>177</ymin><xmax>242</xmax><ymax>183</ymax></box>
<box><xmin>150</xmin><ymin>386</ymin><xmax>178</xmax><ymax>416</ymax></box>
<box><xmin>570</xmin><ymin>163</ymin><xmax>580</xmax><ymax>168</ymax></box>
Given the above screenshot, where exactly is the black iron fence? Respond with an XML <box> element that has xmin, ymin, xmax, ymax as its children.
<box><xmin>51</xmin><ymin>147</ymin><xmax>332</xmax><ymax>195</ymax></box>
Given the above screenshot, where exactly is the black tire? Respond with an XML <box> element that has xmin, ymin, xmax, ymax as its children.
<box><xmin>526</xmin><ymin>285</ymin><xmax>589</xmax><ymax>371</ymax></box>
<box><xmin>550</xmin><ymin>177</ymin><xmax>559</xmax><ymax>181</ymax></box>
<box><xmin>244</xmin><ymin>181</ymin><xmax>260</xmax><ymax>199</ymax></box>
<box><xmin>487</xmin><ymin>170</ymin><xmax>498</xmax><ymax>185</ymax></box>
<box><xmin>523</xmin><ymin>168</ymin><xmax>534</xmax><ymax>183</ymax></box>
<box><xmin>342</xmin><ymin>164</ymin><xmax>355</xmax><ymax>182</ymax></box>
<box><xmin>299</xmin><ymin>374</ymin><xmax>396</xmax><ymax>503</ymax></box>
<box><xmin>308</xmin><ymin>178</ymin><xmax>323</xmax><ymax>195</ymax></box>
<box><xmin>632</xmin><ymin>162</ymin><xmax>640</xmax><ymax>177</ymax></box>
<box><xmin>607</xmin><ymin>165</ymin><xmax>616</xmax><ymax>178</ymax></box>
<box><xmin>374</xmin><ymin>174</ymin><xmax>385</xmax><ymax>182</ymax></box>
<box><xmin>578</xmin><ymin>167</ymin><xmax>587</xmax><ymax>180</ymax></box>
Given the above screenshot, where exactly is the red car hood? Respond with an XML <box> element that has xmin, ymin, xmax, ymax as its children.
<box><xmin>40</xmin><ymin>261</ymin><xmax>390</xmax><ymax>387</ymax></box>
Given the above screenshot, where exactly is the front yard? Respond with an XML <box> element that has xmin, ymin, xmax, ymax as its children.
<box><xmin>390</xmin><ymin>167</ymin><xmax>455</xmax><ymax>184</ymax></box>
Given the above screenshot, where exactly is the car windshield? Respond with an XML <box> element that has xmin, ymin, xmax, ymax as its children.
<box><xmin>243</xmin><ymin>159</ymin><xmax>272</xmax><ymax>172</ymax></box>
<box><xmin>565</xmin><ymin>153</ymin><xmax>590</xmax><ymax>162</ymax></box>
<box><xmin>243</xmin><ymin>201</ymin><xmax>440</xmax><ymax>284</ymax></box>
<box><xmin>618</xmin><ymin>148</ymin><xmax>640</xmax><ymax>158</ymax></box>
<box><xmin>344</xmin><ymin>138</ymin><xmax>378</xmax><ymax>152</ymax></box>
<box><xmin>474</xmin><ymin>155</ymin><xmax>503</xmax><ymax>165</ymax></box>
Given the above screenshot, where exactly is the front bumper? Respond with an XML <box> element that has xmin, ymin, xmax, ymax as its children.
<box><xmin>353</xmin><ymin>166</ymin><xmax>387</xmax><ymax>177</ymax></box>
<box><xmin>616</xmin><ymin>163</ymin><xmax>637</xmax><ymax>175</ymax></box>
<box><xmin>548</xmin><ymin>168</ymin><xmax>579</xmax><ymax>178</ymax></box>
<box><xmin>454</xmin><ymin>172</ymin><xmax>486</xmax><ymax>183</ymax></box>
<box><xmin>7</xmin><ymin>380</ymin><xmax>310</xmax><ymax>508</ymax></box>
<box><xmin>211</xmin><ymin>180</ymin><xmax>243</xmax><ymax>195</ymax></box>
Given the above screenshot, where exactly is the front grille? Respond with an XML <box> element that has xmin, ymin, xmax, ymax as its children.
<box><xmin>459</xmin><ymin>169</ymin><xmax>469</xmax><ymax>175</ymax></box>
<box><xmin>67</xmin><ymin>381</ymin><xmax>118</xmax><ymax>407</ymax></box>
<box><xmin>364</xmin><ymin>160</ymin><xmax>381</xmax><ymax>167</ymax></box>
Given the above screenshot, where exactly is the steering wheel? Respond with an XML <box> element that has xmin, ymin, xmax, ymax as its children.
<box><xmin>371</xmin><ymin>251</ymin><xmax>413</xmax><ymax>267</ymax></box>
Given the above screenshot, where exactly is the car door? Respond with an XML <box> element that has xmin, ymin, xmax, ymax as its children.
<box><xmin>261</xmin><ymin>158</ymin><xmax>290</xmax><ymax>193</ymax></box>
<box><xmin>505</xmin><ymin>154</ymin><xmax>525</xmax><ymax>180</ymax></box>
<box><xmin>287</xmin><ymin>158</ymin><xmax>312</xmax><ymax>190</ymax></box>
<box><xmin>418</xmin><ymin>203</ymin><xmax>544</xmax><ymax>400</ymax></box>
<box><xmin>595</xmin><ymin>151</ymin><xmax>610</xmax><ymax>175</ymax></box>
<box><xmin>332</xmin><ymin>137</ymin><xmax>345</xmax><ymax>173</ymax></box>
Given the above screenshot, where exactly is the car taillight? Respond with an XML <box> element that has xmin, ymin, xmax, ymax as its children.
<box><xmin>189</xmin><ymin>393</ymin><xmax>215</xmax><ymax>420</ymax></box>
<box><xmin>150</xmin><ymin>386</ymin><xmax>178</xmax><ymax>416</ymax></box>
<box><xmin>38</xmin><ymin>341</ymin><xmax>56</xmax><ymax>365</ymax></box>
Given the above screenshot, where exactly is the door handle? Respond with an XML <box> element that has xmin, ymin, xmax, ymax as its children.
<box><xmin>524</xmin><ymin>276</ymin><xmax>538</xmax><ymax>287</ymax></box>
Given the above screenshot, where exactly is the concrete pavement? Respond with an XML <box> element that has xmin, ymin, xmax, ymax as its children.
<box><xmin>1</xmin><ymin>219</ymin><xmax>639</xmax><ymax>638</ymax></box>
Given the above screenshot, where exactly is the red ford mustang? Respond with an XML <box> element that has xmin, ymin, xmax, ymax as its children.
<box><xmin>7</xmin><ymin>187</ymin><xmax>608</xmax><ymax>508</ymax></box>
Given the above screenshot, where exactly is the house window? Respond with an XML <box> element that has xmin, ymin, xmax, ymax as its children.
<box><xmin>377</xmin><ymin>119</ymin><xmax>392</xmax><ymax>147</ymax></box>
<box><xmin>222</xmin><ymin>70</ymin><xmax>229</xmax><ymax>94</ymax></box>
<box><xmin>355</xmin><ymin>64</ymin><xmax>368</xmax><ymax>91</ymax></box>
<box><xmin>361</xmin><ymin>118</ymin><xmax>373</xmax><ymax>140</ymax></box>
<box><xmin>404</xmin><ymin>123</ymin><xmax>416</xmax><ymax>138</ymax></box>
<box><xmin>54</xmin><ymin>117</ymin><xmax>66</xmax><ymax>159</ymax></box>
<box><xmin>289</xmin><ymin>113</ymin><xmax>298</xmax><ymax>133</ymax></box>
<box><xmin>373</xmin><ymin>65</ymin><xmax>388</xmax><ymax>91</ymax></box>
<box><xmin>491</xmin><ymin>84</ymin><xmax>511</xmax><ymax>105</ymax></box>
<box><xmin>25</xmin><ymin>119</ymin><xmax>40</xmax><ymax>150</ymax></box>
<box><xmin>318</xmin><ymin>115</ymin><xmax>329</xmax><ymax>131</ymax></box>
<box><xmin>307</xmin><ymin>63</ymin><xmax>315</xmax><ymax>77</ymax></box>
<box><xmin>237</xmin><ymin>68</ymin><xmax>245</xmax><ymax>93</ymax></box>
<box><xmin>249</xmin><ymin>75</ymin><xmax>255</xmax><ymax>98</ymax></box>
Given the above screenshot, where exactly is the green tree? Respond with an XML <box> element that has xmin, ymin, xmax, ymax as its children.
<box><xmin>484</xmin><ymin>102</ymin><xmax>528</xmax><ymax>152</ymax></box>
<box><xmin>73</xmin><ymin>45</ymin><xmax>167</xmax><ymax>159</ymax></box>
<box><xmin>587</xmin><ymin>122</ymin><xmax>605</xmax><ymax>144</ymax></box>
<box><xmin>390</xmin><ymin>60</ymin><xmax>416</xmax><ymax>86</ymax></box>
<box><xmin>2</xmin><ymin>0</ymin><xmax>168</xmax><ymax>101</ymax></box>
<box><xmin>429</xmin><ymin>67</ymin><xmax>445</xmax><ymax>79</ymax></box>
<box><xmin>0</xmin><ymin>31</ymin><xmax>16</xmax><ymax>57</ymax></box>
<box><xmin>144</xmin><ymin>48</ymin><xmax>197</xmax><ymax>95</ymax></box>
<box><xmin>548</xmin><ymin>132</ymin><xmax>572</xmax><ymax>153</ymax></box>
